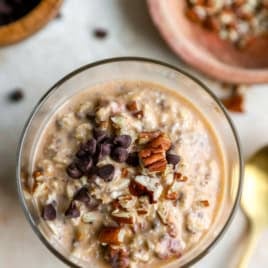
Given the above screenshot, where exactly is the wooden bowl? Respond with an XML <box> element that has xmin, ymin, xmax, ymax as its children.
<box><xmin>147</xmin><ymin>0</ymin><xmax>268</xmax><ymax>84</ymax></box>
<box><xmin>0</xmin><ymin>0</ymin><xmax>63</xmax><ymax>46</ymax></box>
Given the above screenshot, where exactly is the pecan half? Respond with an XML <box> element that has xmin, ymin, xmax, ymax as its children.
<box><xmin>99</xmin><ymin>226</ymin><xmax>124</xmax><ymax>245</ymax></box>
<box><xmin>149</xmin><ymin>134</ymin><xmax>171</xmax><ymax>151</ymax></box>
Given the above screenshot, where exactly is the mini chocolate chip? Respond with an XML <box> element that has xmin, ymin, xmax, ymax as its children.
<box><xmin>65</xmin><ymin>202</ymin><xmax>80</xmax><ymax>218</ymax></box>
<box><xmin>73</xmin><ymin>187</ymin><xmax>90</xmax><ymax>203</ymax></box>
<box><xmin>97</xmin><ymin>164</ymin><xmax>115</xmax><ymax>181</ymax></box>
<box><xmin>166</xmin><ymin>154</ymin><xmax>180</xmax><ymax>167</ymax></box>
<box><xmin>96</xmin><ymin>143</ymin><xmax>112</xmax><ymax>161</ymax></box>
<box><xmin>66</xmin><ymin>163</ymin><xmax>83</xmax><ymax>179</ymax></box>
<box><xmin>42</xmin><ymin>204</ymin><xmax>56</xmax><ymax>221</ymax></box>
<box><xmin>77</xmin><ymin>157</ymin><xmax>93</xmax><ymax>174</ymax></box>
<box><xmin>93</xmin><ymin>129</ymin><xmax>108</xmax><ymax>143</ymax></box>
<box><xmin>111</xmin><ymin>147</ymin><xmax>128</xmax><ymax>163</ymax></box>
<box><xmin>7</xmin><ymin>88</ymin><xmax>24</xmax><ymax>102</ymax></box>
<box><xmin>113</xmin><ymin>135</ymin><xmax>132</xmax><ymax>148</ymax></box>
<box><xmin>93</xmin><ymin>28</ymin><xmax>107</xmax><ymax>39</ymax></box>
<box><xmin>126</xmin><ymin>152</ymin><xmax>140</xmax><ymax>167</ymax></box>
<box><xmin>76</xmin><ymin>149</ymin><xmax>88</xmax><ymax>159</ymax></box>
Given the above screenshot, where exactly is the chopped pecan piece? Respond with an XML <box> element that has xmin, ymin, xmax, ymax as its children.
<box><xmin>149</xmin><ymin>134</ymin><xmax>171</xmax><ymax>151</ymax></box>
<box><xmin>111</xmin><ymin>210</ymin><xmax>134</xmax><ymax>224</ymax></box>
<box><xmin>32</xmin><ymin>170</ymin><xmax>43</xmax><ymax>179</ymax></box>
<box><xmin>99</xmin><ymin>226</ymin><xmax>125</xmax><ymax>245</ymax></box>
<box><xmin>126</xmin><ymin>100</ymin><xmax>138</xmax><ymax>112</ymax></box>
<box><xmin>174</xmin><ymin>173</ymin><xmax>188</xmax><ymax>182</ymax></box>
<box><xmin>199</xmin><ymin>200</ymin><xmax>210</xmax><ymax>207</ymax></box>
<box><xmin>147</xmin><ymin>159</ymin><xmax>167</xmax><ymax>172</ymax></box>
<box><xmin>104</xmin><ymin>246</ymin><xmax>130</xmax><ymax>268</ymax></box>
<box><xmin>138</xmin><ymin>131</ymin><xmax>161</xmax><ymax>144</ymax></box>
<box><xmin>129</xmin><ymin>176</ymin><xmax>163</xmax><ymax>204</ymax></box>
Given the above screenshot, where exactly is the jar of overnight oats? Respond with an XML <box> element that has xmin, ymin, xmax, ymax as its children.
<box><xmin>17</xmin><ymin>58</ymin><xmax>243</xmax><ymax>268</ymax></box>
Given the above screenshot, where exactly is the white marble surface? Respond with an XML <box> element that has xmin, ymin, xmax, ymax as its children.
<box><xmin>0</xmin><ymin>0</ymin><xmax>268</xmax><ymax>267</ymax></box>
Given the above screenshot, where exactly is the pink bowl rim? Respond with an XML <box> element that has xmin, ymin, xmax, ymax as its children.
<box><xmin>147</xmin><ymin>0</ymin><xmax>268</xmax><ymax>84</ymax></box>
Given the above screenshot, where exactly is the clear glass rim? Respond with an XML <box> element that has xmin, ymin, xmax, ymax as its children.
<box><xmin>16</xmin><ymin>57</ymin><xmax>244</xmax><ymax>268</ymax></box>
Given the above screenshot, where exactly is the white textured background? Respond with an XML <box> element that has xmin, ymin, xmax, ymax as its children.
<box><xmin>0</xmin><ymin>1</ymin><xmax>268</xmax><ymax>267</ymax></box>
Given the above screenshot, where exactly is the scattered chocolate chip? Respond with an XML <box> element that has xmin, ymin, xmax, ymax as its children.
<box><xmin>93</xmin><ymin>129</ymin><xmax>108</xmax><ymax>143</ymax></box>
<box><xmin>113</xmin><ymin>135</ymin><xmax>132</xmax><ymax>148</ymax></box>
<box><xmin>96</xmin><ymin>143</ymin><xmax>112</xmax><ymax>161</ymax></box>
<box><xmin>97</xmin><ymin>164</ymin><xmax>115</xmax><ymax>182</ymax></box>
<box><xmin>111</xmin><ymin>147</ymin><xmax>128</xmax><ymax>163</ymax></box>
<box><xmin>93</xmin><ymin>28</ymin><xmax>108</xmax><ymax>39</ymax></box>
<box><xmin>65</xmin><ymin>202</ymin><xmax>80</xmax><ymax>218</ymax></box>
<box><xmin>42</xmin><ymin>204</ymin><xmax>56</xmax><ymax>221</ymax></box>
<box><xmin>77</xmin><ymin>157</ymin><xmax>93</xmax><ymax>174</ymax></box>
<box><xmin>7</xmin><ymin>88</ymin><xmax>24</xmax><ymax>102</ymax></box>
<box><xmin>73</xmin><ymin>187</ymin><xmax>90</xmax><ymax>203</ymax></box>
<box><xmin>126</xmin><ymin>152</ymin><xmax>140</xmax><ymax>167</ymax></box>
<box><xmin>166</xmin><ymin>154</ymin><xmax>180</xmax><ymax>167</ymax></box>
<box><xmin>66</xmin><ymin>163</ymin><xmax>83</xmax><ymax>179</ymax></box>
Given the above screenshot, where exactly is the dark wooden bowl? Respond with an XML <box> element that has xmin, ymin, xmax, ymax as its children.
<box><xmin>148</xmin><ymin>0</ymin><xmax>268</xmax><ymax>84</ymax></box>
<box><xmin>0</xmin><ymin>0</ymin><xmax>63</xmax><ymax>46</ymax></box>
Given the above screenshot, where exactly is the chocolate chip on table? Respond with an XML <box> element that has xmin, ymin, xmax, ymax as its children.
<box><xmin>111</xmin><ymin>147</ymin><xmax>128</xmax><ymax>163</ymax></box>
<box><xmin>97</xmin><ymin>164</ymin><xmax>115</xmax><ymax>182</ymax></box>
<box><xmin>113</xmin><ymin>135</ymin><xmax>132</xmax><ymax>148</ymax></box>
<box><xmin>65</xmin><ymin>202</ymin><xmax>80</xmax><ymax>218</ymax></box>
<box><xmin>7</xmin><ymin>88</ymin><xmax>24</xmax><ymax>102</ymax></box>
<box><xmin>42</xmin><ymin>204</ymin><xmax>56</xmax><ymax>221</ymax></box>
<box><xmin>77</xmin><ymin>157</ymin><xmax>93</xmax><ymax>174</ymax></box>
<box><xmin>126</xmin><ymin>152</ymin><xmax>140</xmax><ymax>167</ymax></box>
<box><xmin>166</xmin><ymin>154</ymin><xmax>180</xmax><ymax>167</ymax></box>
<box><xmin>93</xmin><ymin>28</ymin><xmax>108</xmax><ymax>39</ymax></box>
<box><xmin>66</xmin><ymin>162</ymin><xmax>83</xmax><ymax>179</ymax></box>
<box><xmin>93</xmin><ymin>129</ymin><xmax>108</xmax><ymax>143</ymax></box>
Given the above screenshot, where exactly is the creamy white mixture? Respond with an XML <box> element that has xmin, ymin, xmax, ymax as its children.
<box><xmin>24</xmin><ymin>81</ymin><xmax>224</xmax><ymax>268</ymax></box>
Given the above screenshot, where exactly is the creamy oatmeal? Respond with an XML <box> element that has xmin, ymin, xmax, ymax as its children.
<box><xmin>25</xmin><ymin>81</ymin><xmax>224</xmax><ymax>268</ymax></box>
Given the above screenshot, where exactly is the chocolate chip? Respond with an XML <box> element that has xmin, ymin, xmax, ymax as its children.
<box><xmin>42</xmin><ymin>204</ymin><xmax>56</xmax><ymax>221</ymax></box>
<box><xmin>66</xmin><ymin>163</ymin><xmax>83</xmax><ymax>179</ymax></box>
<box><xmin>96</xmin><ymin>143</ymin><xmax>112</xmax><ymax>161</ymax></box>
<box><xmin>77</xmin><ymin>157</ymin><xmax>93</xmax><ymax>174</ymax></box>
<box><xmin>113</xmin><ymin>135</ymin><xmax>132</xmax><ymax>148</ymax></box>
<box><xmin>93</xmin><ymin>129</ymin><xmax>108</xmax><ymax>143</ymax></box>
<box><xmin>166</xmin><ymin>154</ymin><xmax>180</xmax><ymax>167</ymax></box>
<box><xmin>7</xmin><ymin>88</ymin><xmax>24</xmax><ymax>102</ymax></box>
<box><xmin>97</xmin><ymin>164</ymin><xmax>115</xmax><ymax>181</ymax></box>
<box><xmin>65</xmin><ymin>202</ymin><xmax>80</xmax><ymax>218</ymax></box>
<box><xmin>111</xmin><ymin>147</ymin><xmax>128</xmax><ymax>163</ymax></box>
<box><xmin>126</xmin><ymin>152</ymin><xmax>140</xmax><ymax>167</ymax></box>
<box><xmin>86</xmin><ymin>196</ymin><xmax>100</xmax><ymax>210</ymax></box>
<box><xmin>73</xmin><ymin>187</ymin><xmax>90</xmax><ymax>203</ymax></box>
<box><xmin>83</xmin><ymin>138</ymin><xmax>97</xmax><ymax>155</ymax></box>
<box><xmin>93</xmin><ymin>28</ymin><xmax>107</xmax><ymax>39</ymax></box>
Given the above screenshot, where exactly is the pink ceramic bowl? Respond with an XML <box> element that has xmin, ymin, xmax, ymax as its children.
<box><xmin>148</xmin><ymin>0</ymin><xmax>268</xmax><ymax>84</ymax></box>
